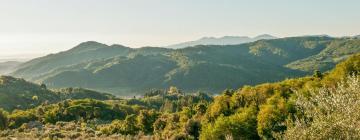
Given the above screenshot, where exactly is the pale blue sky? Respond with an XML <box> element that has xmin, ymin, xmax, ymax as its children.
<box><xmin>0</xmin><ymin>0</ymin><xmax>359</xmax><ymax>59</ymax></box>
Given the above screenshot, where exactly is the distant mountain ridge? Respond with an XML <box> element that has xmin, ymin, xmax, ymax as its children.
<box><xmin>11</xmin><ymin>36</ymin><xmax>360</xmax><ymax>96</ymax></box>
<box><xmin>0</xmin><ymin>61</ymin><xmax>22</xmax><ymax>75</ymax></box>
<box><xmin>165</xmin><ymin>34</ymin><xmax>277</xmax><ymax>48</ymax></box>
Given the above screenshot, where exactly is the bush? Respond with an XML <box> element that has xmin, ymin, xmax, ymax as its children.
<box><xmin>283</xmin><ymin>75</ymin><xmax>360</xmax><ymax>139</ymax></box>
<box><xmin>100</xmin><ymin>114</ymin><xmax>139</xmax><ymax>135</ymax></box>
<box><xmin>8</xmin><ymin>110</ymin><xmax>37</xmax><ymax>129</ymax></box>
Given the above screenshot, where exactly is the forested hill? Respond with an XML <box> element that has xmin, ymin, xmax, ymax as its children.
<box><xmin>0</xmin><ymin>53</ymin><xmax>359</xmax><ymax>139</ymax></box>
<box><xmin>11</xmin><ymin>36</ymin><xmax>360</xmax><ymax>95</ymax></box>
<box><xmin>0</xmin><ymin>76</ymin><xmax>115</xmax><ymax>111</ymax></box>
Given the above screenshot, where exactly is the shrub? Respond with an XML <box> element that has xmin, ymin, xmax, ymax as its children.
<box><xmin>283</xmin><ymin>75</ymin><xmax>360</xmax><ymax>139</ymax></box>
<box><xmin>8</xmin><ymin>110</ymin><xmax>37</xmax><ymax>129</ymax></box>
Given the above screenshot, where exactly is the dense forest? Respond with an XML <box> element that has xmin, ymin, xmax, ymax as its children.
<box><xmin>11</xmin><ymin>36</ymin><xmax>360</xmax><ymax>95</ymax></box>
<box><xmin>0</xmin><ymin>53</ymin><xmax>359</xmax><ymax>139</ymax></box>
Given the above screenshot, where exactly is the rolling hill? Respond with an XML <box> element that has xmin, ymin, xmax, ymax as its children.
<box><xmin>11</xmin><ymin>36</ymin><xmax>360</xmax><ymax>96</ymax></box>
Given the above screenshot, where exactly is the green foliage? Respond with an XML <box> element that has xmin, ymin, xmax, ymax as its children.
<box><xmin>0</xmin><ymin>108</ymin><xmax>8</xmax><ymax>130</ymax></box>
<box><xmin>283</xmin><ymin>75</ymin><xmax>360</xmax><ymax>139</ymax></box>
<box><xmin>1</xmin><ymin>52</ymin><xmax>359</xmax><ymax>139</ymax></box>
<box><xmin>0</xmin><ymin>76</ymin><xmax>116</xmax><ymax>111</ymax></box>
<box><xmin>313</xmin><ymin>70</ymin><xmax>323</xmax><ymax>78</ymax></box>
<box><xmin>136</xmin><ymin>109</ymin><xmax>159</xmax><ymax>134</ymax></box>
<box><xmin>40</xmin><ymin>83</ymin><xmax>47</xmax><ymax>89</ymax></box>
<box><xmin>101</xmin><ymin>114</ymin><xmax>140</xmax><ymax>135</ymax></box>
<box><xmin>55</xmin><ymin>88</ymin><xmax>116</xmax><ymax>100</ymax></box>
<box><xmin>31</xmin><ymin>96</ymin><xmax>39</xmax><ymax>101</ymax></box>
<box><xmin>200</xmin><ymin>106</ymin><xmax>259</xmax><ymax>140</ymax></box>
<box><xmin>153</xmin><ymin>116</ymin><xmax>167</xmax><ymax>134</ymax></box>
<box><xmin>325</xmin><ymin>53</ymin><xmax>360</xmax><ymax>81</ymax></box>
<box><xmin>286</xmin><ymin>38</ymin><xmax>360</xmax><ymax>72</ymax></box>
<box><xmin>11</xmin><ymin>37</ymin><xmax>360</xmax><ymax>95</ymax></box>
<box><xmin>206</xmin><ymin>95</ymin><xmax>233</xmax><ymax>120</ymax></box>
<box><xmin>257</xmin><ymin>94</ymin><xmax>288</xmax><ymax>139</ymax></box>
<box><xmin>200</xmin><ymin>54</ymin><xmax>360</xmax><ymax>139</ymax></box>
<box><xmin>144</xmin><ymin>89</ymin><xmax>165</xmax><ymax>97</ymax></box>
<box><xmin>12</xmin><ymin>41</ymin><xmax>132</xmax><ymax>81</ymax></box>
<box><xmin>195</xmin><ymin>103</ymin><xmax>207</xmax><ymax>115</ymax></box>
<box><xmin>168</xmin><ymin>86</ymin><xmax>182</xmax><ymax>95</ymax></box>
<box><xmin>8</xmin><ymin>110</ymin><xmax>37</xmax><ymax>129</ymax></box>
<box><xmin>0</xmin><ymin>76</ymin><xmax>60</xmax><ymax>111</ymax></box>
<box><xmin>44</xmin><ymin>99</ymin><xmax>128</xmax><ymax>124</ymax></box>
<box><xmin>184</xmin><ymin>119</ymin><xmax>201</xmax><ymax>139</ymax></box>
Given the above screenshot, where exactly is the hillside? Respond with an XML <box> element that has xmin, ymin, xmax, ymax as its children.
<box><xmin>11</xmin><ymin>36</ymin><xmax>360</xmax><ymax>95</ymax></box>
<box><xmin>12</xmin><ymin>42</ymin><xmax>172</xmax><ymax>82</ymax></box>
<box><xmin>12</xmin><ymin>41</ymin><xmax>134</xmax><ymax>81</ymax></box>
<box><xmin>0</xmin><ymin>76</ymin><xmax>59</xmax><ymax>111</ymax></box>
<box><xmin>165</xmin><ymin>34</ymin><xmax>277</xmax><ymax>49</ymax></box>
<box><xmin>285</xmin><ymin>38</ymin><xmax>360</xmax><ymax>71</ymax></box>
<box><xmin>0</xmin><ymin>76</ymin><xmax>115</xmax><ymax>111</ymax></box>
<box><xmin>0</xmin><ymin>61</ymin><xmax>22</xmax><ymax>75</ymax></box>
<box><xmin>1</xmin><ymin>53</ymin><xmax>359</xmax><ymax>139</ymax></box>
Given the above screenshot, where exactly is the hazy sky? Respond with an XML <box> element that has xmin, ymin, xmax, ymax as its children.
<box><xmin>0</xmin><ymin>0</ymin><xmax>359</xmax><ymax>59</ymax></box>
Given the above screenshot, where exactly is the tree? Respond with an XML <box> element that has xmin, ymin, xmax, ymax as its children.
<box><xmin>40</xmin><ymin>83</ymin><xmax>47</xmax><ymax>89</ymax></box>
<box><xmin>206</xmin><ymin>95</ymin><xmax>232</xmax><ymax>120</ymax></box>
<box><xmin>200</xmin><ymin>107</ymin><xmax>259</xmax><ymax>140</ymax></box>
<box><xmin>144</xmin><ymin>89</ymin><xmax>164</xmax><ymax>97</ymax></box>
<box><xmin>137</xmin><ymin>110</ymin><xmax>159</xmax><ymax>134</ymax></box>
<box><xmin>32</xmin><ymin>95</ymin><xmax>39</xmax><ymax>101</ymax></box>
<box><xmin>122</xmin><ymin>114</ymin><xmax>139</xmax><ymax>135</ymax></box>
<box><xmin>153</xmin><ymin>118</ymin><xmax>167</xmax><ymax>133</ymax></box>
<box><xmin>184</xmin><ymin>119</ymin><xmax>201</xmax><ymax>140</ymax></box>
<box><xmin>0</xmin><ymin>108</ymin><xmax>8</xmax><ymax>130</ymax></box>
<box><xmin>63</xmin><ymin>100</ymin><xmax>70</xmax><ymax>108</ymax></box>
<box><xmin>222</xmin><ymin>89</ymin><xmax>234</xmax><ymax>96</ymax></box>
<box><xmin>313</xmin><ymin>70</ymin><xmax>323</xmax><ymax>79</ymax></box>
<box><xmin>195</xmin><ymin>103</ymin><xmax>207</xmax><ymax>115</ymax></box>
<box><xmin>283</xmin><ymin>75</ymin><xmax>360</xmax><ymax>139</ymax></box>
<box><xmin>168</xmin><ymin>86</ymin><xmax>182</xmax><ymax>95</ymax></box>
<box><xmin>257</xmin><ymin>94</ymin><xmax>287</xmax><ymax>139</ymax></box>
<box><xmin>100</xmin><ymin>114</ymin><xmax>139</xmax><ymax>135</ymax></box>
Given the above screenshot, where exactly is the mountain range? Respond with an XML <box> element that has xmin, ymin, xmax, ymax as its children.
<box><xmin>9</xmin><ymin>36</ymin><xmax>360</xmax><ymax>96</ymax></box>
<box><xmin>165</xmin><ymin>34</ymin><xmax>277</xmax><ymax>48</ymax></box>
